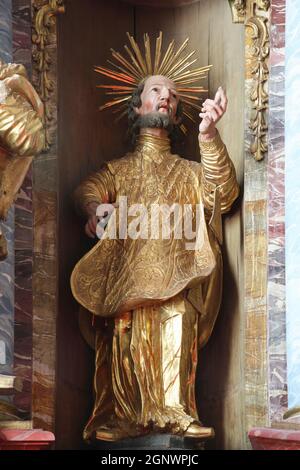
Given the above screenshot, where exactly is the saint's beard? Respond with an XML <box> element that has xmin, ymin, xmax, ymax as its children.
<box><xmin>134</xmin><ymin>111</ymin><xmax>174</xmax><ymax>134</ymax></box>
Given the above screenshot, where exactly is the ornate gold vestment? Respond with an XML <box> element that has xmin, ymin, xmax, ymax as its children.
<box><xmin>71</xmin><ymin>131</ymin><xmax>239</xmax><ymax>440</ymax></box>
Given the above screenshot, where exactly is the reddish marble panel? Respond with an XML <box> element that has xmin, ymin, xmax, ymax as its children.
<box><xmin>249</xmin><ymin>427</ymin><xmax>300</xmax><ymax>450</ymax></box>
<box><xmin>0</xmin><ymin>429</ymin><xmax>54</xmax><ymax>450</ymax></box>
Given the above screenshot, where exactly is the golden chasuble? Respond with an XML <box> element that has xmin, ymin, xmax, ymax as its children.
<box><xmin>71</xmin><ymin>133</ymin><xmax>217</xmax><ymax>317</ymax></box>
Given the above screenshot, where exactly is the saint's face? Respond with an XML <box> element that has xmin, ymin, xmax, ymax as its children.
<box><xmin>136</xmin><ymin>75</ymin><xmax>180</xmax><ymax>124</ymax></box>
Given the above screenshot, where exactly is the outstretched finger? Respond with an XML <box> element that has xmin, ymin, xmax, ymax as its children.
<box><xmin>202</xmin><ymin>114</ymin><xmax>213</xmax><ymax>124</ymax></box>
<box><xmin>203</xmin><ymin>98</ymin><xmax>216</xmax><ymax>107</ymax></box>
<box><xmin>200</xmin><ymin>113</ymin><xmax>214</xmax><ymax>122</ymax></box>
<box><xmin>208</xmin><ymin>109</ymin><xmax>219</xmax><ymax>122</ymax></box>
<box><xmin>202</xmin><ymin>106</ymin><xmax>220</xmax><ymax>122</ymax></box>
<box><xmin>202</xmin><ymin>102</ymin><xmax>223</xmax><ymax>116</ymax></box>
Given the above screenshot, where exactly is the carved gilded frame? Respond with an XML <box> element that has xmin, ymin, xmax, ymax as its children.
<box><xmin>31</xmin><ymin>0</ymin><xmax>65</xmax><ymax>431</ymax></box>
<box><xmin>32</xmin><ymin>0</ymin><xmax>65</xmax><ymax>150</ymax></box>
<box><xmin>229</xmin><ymin>0</ymin><xmax>270</xmax><ymax>161</ymax></box>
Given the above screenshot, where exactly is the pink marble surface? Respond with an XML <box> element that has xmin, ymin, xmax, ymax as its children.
<box><xmin>0</xmin><ymin>429</ymin><xmax>55</xmax><ymax>441</ymax></box>
<box><xmin>0</xmin><ymin>429</ymin><xmax>55</xmax><ymax>450</ymax></box>
<box><xmin>249</xmin><ymin>427</ymin><xmax>300</xmax><ymax>450</ymax></box>
<box><xmin>267</xmin><ymin>0</ymin><xmax>287</xmax><ymax>423</ymax></box>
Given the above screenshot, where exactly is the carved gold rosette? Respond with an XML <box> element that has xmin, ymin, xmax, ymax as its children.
<box><xmin>32</xmin><ymin>0</ymin><xmax>65</xmax><ymax>150</ymax></box>
<box><xmin>229</xmin><ymin>0</ymin><xmax>270</xmax><ymax>161</ymax></box>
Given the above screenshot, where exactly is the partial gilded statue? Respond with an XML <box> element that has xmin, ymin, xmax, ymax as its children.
<box><xmin>71</xmin><ymin>33</ymin><xmax>239</xmax><ymax>443</ymax></box>
<box><xmin>0</xmin><ymin>60</ymin><xmax>44</xmax><ymax>260</ymax></box>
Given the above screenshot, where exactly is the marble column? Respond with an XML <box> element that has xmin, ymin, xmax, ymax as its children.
<box><xmin>285</xmin><ymin>0</ymin><xmax>300</xmax><ymax>410</ymax></box>
<box><xmin>243</xmin><ymin>7</ymin><xmax>269</xmax><ymax>434</ymax></box>
<box><xmin>267</xmin><ymin>0</ymin><xmax>287</xmax><ymax>422</ymax></box>
<box><xmin>0</xmin><ymin>0</ymin><xmax>14</xmax><ymax>377</ymax></box>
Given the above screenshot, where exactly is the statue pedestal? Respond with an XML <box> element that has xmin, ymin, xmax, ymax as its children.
<box><xmin>93</xmin><ymin>433</ymin><xmax>206</xmax><ymax>450</ymax></box>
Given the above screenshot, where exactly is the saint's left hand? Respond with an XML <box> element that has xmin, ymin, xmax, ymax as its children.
<box><xmin>199</xmin><ymin>86</ymin><xmax>228</xmax><ymax>139</ymax></box>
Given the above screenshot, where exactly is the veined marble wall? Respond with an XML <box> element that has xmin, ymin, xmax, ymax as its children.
<box><xmin>285</xmin><ymin>0</ymin><xmax>300</xmax><ymax>410</ymax></box>
<box><xmin>12</xmin><ymin>0</ymin><xmax>33</xmax><ymax>415</ymax></box>
<box><xmin>0</xmin><ymin>0</ymin><xmax>33</xmax><ymax>414</ymax></box>
<box><xmin>0</xmin><ymin>0</ymin><xmax>12</xmax><ymax>63</ymax></box>
<box><xmin>244</xmin><ymin>0</ymin><xmax>288</xmax><ymax>437</ymax></box>
<box><xmin>0</xmin><ymin>0</ymin><xmax>14</xmax><ymax>377</ymax></box>
<box><xmin>268</xmin><ymin>0</ymin><xmax>287</xmax><ymax>422</ymax></box>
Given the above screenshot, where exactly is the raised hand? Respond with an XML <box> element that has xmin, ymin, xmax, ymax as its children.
<box><xmin>199</xmin><ymin>86</ymin><xmax>228</xmax><ymax>141</ymax></box>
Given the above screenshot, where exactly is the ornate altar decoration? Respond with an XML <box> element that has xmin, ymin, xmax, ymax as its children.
<box><xmin>2</xmin><ymin>0</ymin><xmax>291</xmax><ymax>451</ymax></box>
<box><xmin>229</xmin><ymin>0</ymin><xmax>270</xmax><ymax>161</ymax></box>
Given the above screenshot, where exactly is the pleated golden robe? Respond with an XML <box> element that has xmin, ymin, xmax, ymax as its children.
<box><xmin>71</xmin><ymin>131</ymin><xmax>239</xmax><ymax>440</ymax></box>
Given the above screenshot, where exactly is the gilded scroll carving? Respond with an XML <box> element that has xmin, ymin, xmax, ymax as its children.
<box><xmin>32</xmin><ymin>0</ymin><xmax>65</xmax><ymax>150</ymax></box>
<box><xmin>229</xmin><ymin>0</ymin><xmax>270</xmax><ymax>161</ymax></box>
<box><xmin>247</xmin><ymin>14</ymin><xmax>269</xmax><ymax>161</ymax></box>
<box><xmin>228</xmin><ymin>0</ymin><xmax>246</xmax><ymax>23</ymax></box>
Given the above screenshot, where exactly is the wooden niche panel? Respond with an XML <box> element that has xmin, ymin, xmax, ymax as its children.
<box><xmin>57</xmin><ymin>0</ymin><xmax>134</xmax><ymax>449</ymax></box>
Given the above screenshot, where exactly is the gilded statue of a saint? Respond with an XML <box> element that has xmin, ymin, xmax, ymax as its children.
<box><xmin>71</xmin><ymin>33</ymin><xmax>239</xmax><ymax>442</ymax></box>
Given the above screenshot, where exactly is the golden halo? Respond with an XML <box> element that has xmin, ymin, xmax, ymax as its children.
<box><xmin>95</xmin><ymin>32</ymin><xmax>211</xmax><ymax>134</ymax></box>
